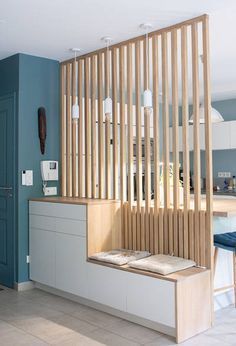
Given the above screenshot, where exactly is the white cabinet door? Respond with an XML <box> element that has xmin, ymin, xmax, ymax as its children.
<box><xmin>126</xmin><ymin>272</ymin><xmax>175</xmax><ymax>328</ymax></box>
<box><xmin>55</xmin><ymin>233</ymin><xmax>88</xmax><ymax>298</ymax></box>
<box><xmin>230</xmin><ymin>120</ymin><xmax>236</xmax><ymax>149</ymax></box>
<box><xmin>29</xmin><ymin>228</ymin><xmax>55</xmax><ymax>287</ymax></box>
<box><xmin>87</xmin><ymin>262</ymin><xmax>127</xmax><ymax>311</ymax></box>
<box><xmin>212</xmin><ymin>122</ymin><xmax>230</xmax><ymax>150</ymax></box>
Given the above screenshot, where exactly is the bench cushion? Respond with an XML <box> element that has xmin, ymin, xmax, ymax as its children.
<box><xmin>89</xmin><ymin>249</ymin><xmax>151</xmax><ymax>266</ymax></box>
<box><xmin>214</xmin><ymin>232</ymin><xmax>236</xmax><ymax>252</ymax></box>
<box><xmin>129</xmin><ymin>254</ymin><xmax>196</xmax><ymax>275</ymax></box>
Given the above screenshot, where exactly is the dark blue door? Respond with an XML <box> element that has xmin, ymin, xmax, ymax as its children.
<box><xmin>0</xmin><ymin>94</ymin><xmax>15</xmax><ymax>288</ymax></box>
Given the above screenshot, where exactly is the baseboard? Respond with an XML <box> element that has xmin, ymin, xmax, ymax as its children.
<box><xmin>35</xmin><ymin>282</ymin><xmax>175</xmax><ymax>338</ymax></box>
<box><xmin>14</xmin><ymin>281</ymin><xmax>35</xmax><ymax>291</ymax></box>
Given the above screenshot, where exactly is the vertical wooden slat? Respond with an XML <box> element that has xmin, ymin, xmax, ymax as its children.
<box><xmin>203</xmin><ymin>15</ymin><xmax>213</xmax><ymax>271</ymax></box>
<box><xmin>132</xmin><ymin>206</ymin><xmax>137</xmax><ymax>250</ymax></box>
<box><xmin>98</xmin><ymin>53</ymin><xmax>104</xmax><ymax>198</ymax></box>
<box><xmin>60</xmin><ymin>64</ymin><xmax>66</xmax><ymax>196</ymax></box>
<box><xmin>105</xmin><ymin>48</ymin><xmax>111</xmax><ymax>199</ymax></box>
<box><xmin>200</xmin><ymin>211</ymin><xmax>206</xmax><ymax>266</ymax></box>
<box><xmin>72</xmin><ymin>59</ymin><xmax>77</xmax><ymax>197</ymax></box>
<box><xmin>150</xmin><ymin>207</ymin><xmax>154</xmax><ymax>254</ymax></box>
<box><xmin>192</xmin><ymin>22</ymin><xmax>201</xmax><ymax>264</ymax></box>
<box><xmin>178</xmin><ymin>209</ymin><xmax>184</xmax><ymax>258</ymax></box>
<box><xmin>124</xmin><ymin>203</ymin><xmax>128</xmax><ymax>249</ymax></box>
<box><xmin>162</xmin><ymin>32</ymin><xmax>170</xmax><ymax>254</ymax></box>
<box><xmin>171</xmin><ymin>29</ymin><xmax>178</xmax><ymax>256</ymax></box>
<box><xmin>66</xmin><ymin>63</ymin><xmax>72</xmax><ymax>197</ymax></box>
<box><xmin>120</xmin><ymin>45</ymin><xmax>126</xmax><ymax>248</ymax></box>
<box><xmin>152</xmin><ymin>35</ymin><xmax>160</xmax><ymax>257</ymax></box>
<box><xmin>159</xmin><ymin>208</ymin><xmax>164</xmax><ymax>254</ymax></box>
<box><xmin>171</xmin><ymin>29</ymin><xmax>179</xmax><ymax>210</ymax></box>
<box><xmin>119</xmin><ymin>46</ymin><xmax>126</xmax><ymax>204</ymax></box>
<box><xmin>144</xmin><ymin>35</ymin><xmax>151</xmax><ymax>252</ymax></box>
<box><xmin>91</xmin><ymin>55</ymin><xmax>97</xmax><ymax>198</ymax></box>
<box><xmin>135</xmin><ymin>41</ymin><xmax>142</xmax><ymax>251</ymax></box>
<box><xmin>152</xmin><ymin>35</ymin><xmax>160</xmax><ymax>210</ymax></box>
<box><xmin>78</xmin><ymin>59</ymin><xmax>84</xmax><ymax>197</ymax></box>
<box><xmin>154</xmin><ymin>212</ymin><xmax>159</xmax><ymax>254</ymax></box>
<box><xmin>85</xmin><ymin>57</ymin><xmax>91</xmax><ymax>198</ymax></box>
<box><xmin>141</xmin><ymin>206</ymin><xmax>145</xmax><ymax>251</ymax></box>
<box><xmin>168</xmin><ymin>208</ymin><xmax>173</xmax><ymax>254</ymax></box>
<box><xmin>112</xmin><ymin>48</ymin><xmax>118</xmax><ymax>199</ymax></box>
<box><xmin>181</xmin><ymin>25</ymin><xmax>190</xmax><ymax>260</ymax></box>
<box><xmin>105</xmin><ymin>118</ymin><xmax>111</xmax><ymax>198</ymax></box>
<box><xmin>188</xmin><ymin>209</ymin><xmax>195</xmax><ymax>260</ymax></box>
<box><xmin>127</xmin><ymin>43</ymin><xmax>133</xmax><ymax>249</ymax></box>
<box><xmin>162</xmin><ymin>32</ymin><xmax>170</xmax><ymax>209</ymax></box>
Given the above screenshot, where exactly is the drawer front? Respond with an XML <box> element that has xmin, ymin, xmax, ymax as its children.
<box><xmin>87</xmin><ymin>263</ymin><xmax>127</xmax><ymax>311</ymax></box>
<box><xmin>126</xmin><ymin>273</ymin><xmax>175</xmax><ymax>328</ymax></box>
<box><xmin>29</xmin><ymin>201</ymin><xmax>87</xmax><ymax>221</ymax></box>
<box><xmin>30</xmin><ymin>214</ymin><xmax>86</xmax><ymax>237</ymax></box>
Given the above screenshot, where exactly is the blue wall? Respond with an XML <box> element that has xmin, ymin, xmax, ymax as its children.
<box><xmin>17</xmin><ymin>54</ymin><xmax>60</xmax><ymax>282</ymax></box>
<box><xmin>0</xmin><ymin>53</ymin><xmax>60</xmax><ymax>283</ymax></box>
<box><xmin>0</xmin><ymin>55</ymin><xmax>19</xmax><ymax>96</ymax></box>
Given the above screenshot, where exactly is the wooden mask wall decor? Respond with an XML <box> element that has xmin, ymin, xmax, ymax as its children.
<box><xmin>38</xmin><ymin>107</ymin><xmax>47</xmax><ymax>154</ymax></box>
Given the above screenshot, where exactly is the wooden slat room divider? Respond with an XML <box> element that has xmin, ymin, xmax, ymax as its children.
<box><xmin>60</xmin><ymin>14</ymin><xmax>213</xmax><ymax>269</ymax></box>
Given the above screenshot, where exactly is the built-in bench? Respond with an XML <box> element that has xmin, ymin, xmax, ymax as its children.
<box><xmin>29</xmin><ymin>198</ymin><xmax>212</xmax><ymax>344</ymax></box>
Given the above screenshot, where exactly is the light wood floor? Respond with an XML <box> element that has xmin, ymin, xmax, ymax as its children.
<box><xmin>0</xmin><ymin>286</ymin><xmax>235</xmax><ymax>345</ymax></box>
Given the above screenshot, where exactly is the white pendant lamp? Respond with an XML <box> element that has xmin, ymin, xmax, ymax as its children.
<box><xmin>70</xmin><ymin>48</ymin><xmax>81</xmax><ymax>120</ymax></box>
<box><xmin>140</xmin><ymin>23</ymin><xmax>153</xmax><ymax>110</ymax></box>
<box><xmin>189</xmin><ymin>104</ymin><xmax>224</xmax><ymax>124</ymax></box>
<box><xmin>102</xmin><ymin>36</ymin><xmax>112</xmax><ymax>119</ymax></box>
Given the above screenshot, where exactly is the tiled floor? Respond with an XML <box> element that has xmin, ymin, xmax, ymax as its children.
<box><xmin>0</xmin><ymin>287</ymin><xmax>235</xmax><ymax>346</ymax></box>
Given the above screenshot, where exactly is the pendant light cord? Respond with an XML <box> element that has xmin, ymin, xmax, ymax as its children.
<box><xmin>145</xmin><ymin>29</ymin><xmax>149</xmax><ymax>89</ymax></box>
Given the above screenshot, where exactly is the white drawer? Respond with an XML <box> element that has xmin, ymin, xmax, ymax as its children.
<box><xmin>29</xmin><ymin>201</ymin><xmax>87</xmax><ymax>221</ymax></box>
<box><xmin>126</xmin><ymin>273</ymin><xmax>175</xmax><ymax>328</ymax></box>
<box><xmin>30</xmin><ymin>214</ymin><xmax>86</xmax><ymax>237</ymax></box>
<box><xmin>87</xmin><ymin>263</ymin><xmax>127</xmax><ymax>311</ymax></box>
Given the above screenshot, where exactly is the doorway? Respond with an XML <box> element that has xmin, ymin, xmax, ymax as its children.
<box><xmin>0</xmin><ymin>93</ymin><xmax>16</xmax><ymax>288</ymax></box>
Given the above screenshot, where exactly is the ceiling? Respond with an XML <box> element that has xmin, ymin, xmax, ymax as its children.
<box><xmin>1</xmin><ymin>0</ymin><xmax>236</xmax><ymax>100</ymax></box>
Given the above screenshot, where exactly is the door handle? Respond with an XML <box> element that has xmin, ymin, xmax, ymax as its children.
<box><xmin>0</xmin><ymin>187</ymin><xmax>13</xmax><ymax>190</ymax></box>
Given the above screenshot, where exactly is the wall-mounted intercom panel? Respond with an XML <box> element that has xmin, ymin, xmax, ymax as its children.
<box><xmin>40</xmin><ymin>160</ymin><xmax>58</xmax><ymax>181</ymax></box>
<box><xmin>41</xmin><ymin>160</ymin><xmax>58</xmax><ymax>196</ymax></box>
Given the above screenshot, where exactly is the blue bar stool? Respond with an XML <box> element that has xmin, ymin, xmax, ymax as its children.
<box><xmin>214</xmin><ymin>232</ymin><xmax>236</xmax><ymax>307</ymax></box>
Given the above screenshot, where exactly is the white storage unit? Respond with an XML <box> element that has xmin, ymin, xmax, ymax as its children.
<box><xmin>29</xmin><ymin>201</ymin><xmax>89</xmax><ymax>298</ymax></box>
<box><xmin>29</xmin><ymin>199</ymin><xmax>211</xmax><ymax>344</ymax></box>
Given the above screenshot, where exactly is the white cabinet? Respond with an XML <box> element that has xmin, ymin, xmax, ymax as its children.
<box><xmin>55</xmin><ymin>233</ymin><xmax>88</xmax><ymax>298</ymax></box>
<box><xmin>212</xmin><ymin>122</ymin><xmax>230</xmax><ymax>150</ymax></box>
<box><xmin>126</xmin><ymin>272</ymin><xmax>175</xmax><ymax>328</ymax></box>
<box><xmin>169</xmin><ymin>121</ymin><xmax>236</xmax><ymax>151</ymax></box>
<box><xmin>29</xmin><ymin>228</ymin><xmax>55</xmax><ymax>287</ymax></box>
<box><xmin>229</xmin><ymin>120</ymin><xmax>236</xmax><ymax>149</ymax></box>
<box><xmin>29</xmin><ymin>201</ymin><xmax>88</xmax><ymax>293</ymax></box>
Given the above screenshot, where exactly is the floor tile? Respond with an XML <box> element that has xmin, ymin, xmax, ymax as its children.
<box><xmin>70</xmin><ymin>306</ymin><xmax>122</xmax><ymax>328</ymax></box>
<box><xmin>50</xmin><ymin>313</ymin><xmax>99</xmax><ymax>334</ymax></box>
<box><xmin>10</xmin><ymin>316</ymin><xmax>75</xmax><ymax>344</ymax></box>
<box><xmin>104</xmin><ymin>319</ymin><xmax>161</xmax><ymax>344</ymax></box>
<box><xmin>87</xmin><ymin>328</ymin><xmax>141</xmax><ymax>346</ymax></box>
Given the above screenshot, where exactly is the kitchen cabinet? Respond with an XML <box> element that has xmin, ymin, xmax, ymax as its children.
<box><xmin>169</xmin><ymin>121</ymin><xmax>236</xmax><ymax>151</ymax></box>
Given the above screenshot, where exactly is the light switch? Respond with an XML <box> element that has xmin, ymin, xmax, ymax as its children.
<box><xmin>22</xmin><ymin>170</ymin><xmax>33</xmax><ymax>186</ymax></box>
